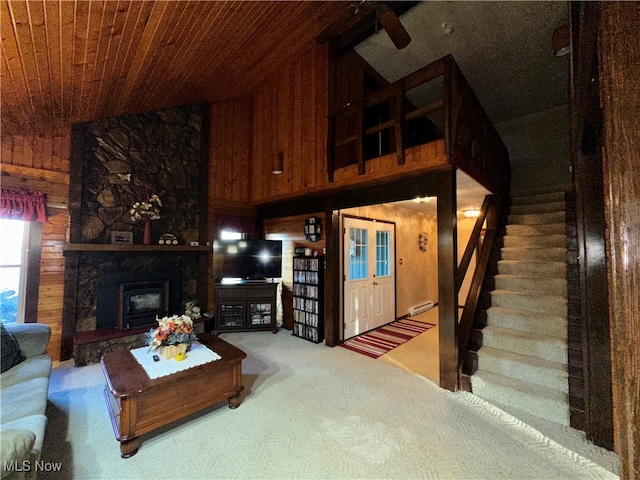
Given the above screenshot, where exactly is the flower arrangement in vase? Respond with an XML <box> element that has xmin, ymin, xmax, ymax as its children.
<box><xmin>130</xmin><ymin>193</ymin><xmax>162</xmax><ymax>245</ymax></box>
<box><xmin>147</xmin><ymin>314</ymin><xmax>197</xmax><ymax>360</ymax></box>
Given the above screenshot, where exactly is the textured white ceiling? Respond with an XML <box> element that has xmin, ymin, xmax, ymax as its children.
<box><xmin>355</xmin><ymin>1</ymin><xmax>570</xmax><ymax>124</ymax></box>
<box><xmin>391</xmin><ymin>170</ymin><xmax>490</xmax><ymax>217</ymax></box>
<box><xmin>357</xmin><ymin>2</ymin><xmax>569</xmax><ymax>215</ymax></box>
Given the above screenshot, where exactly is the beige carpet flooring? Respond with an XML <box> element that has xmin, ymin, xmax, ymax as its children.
<box><xmin>42</xmin><ymin>329</ymin><xmax>619</xmax><ymax>479</ymax></box>
<box><xmin>376</xmin><ymin>307</ymin><xmax>618</xmax><ymax>475</ymax></box>
<box><xmin>378</xmin><ymin>308</ymin><xmax>440</xmax><ymax>384</ymax></box>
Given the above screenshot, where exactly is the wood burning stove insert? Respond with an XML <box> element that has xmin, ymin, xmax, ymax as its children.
<box><xmin>96</xmin><ymin>271</ymin><xmax>181</xmax><ymax>331</ymax></box>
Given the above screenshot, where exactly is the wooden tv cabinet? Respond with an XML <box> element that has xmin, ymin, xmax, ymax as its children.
<box><xmin>214</xmin><ymin>282</ymin><xmax>278</xmax><ymax>333</ymax></box>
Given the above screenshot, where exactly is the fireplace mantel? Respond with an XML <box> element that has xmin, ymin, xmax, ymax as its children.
<box><xmin>63</xmin><ymin>244</ymin><xmax>210</xmax><ymax>256</ymax></box>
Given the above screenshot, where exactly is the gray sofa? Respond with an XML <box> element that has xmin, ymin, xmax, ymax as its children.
<box><xmin>1</xmin><ymin>323</ymin><xmax>52</xmax><ymax>480</ymax></box>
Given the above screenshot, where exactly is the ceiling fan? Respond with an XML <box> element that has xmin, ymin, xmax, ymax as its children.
<box><xmin>317</xmin><ymin>1</ymin><xmax>414</xmax><ymax>51</ymax></box>
<box><xmin>359</xmin><ymin>2</ymin><xmax>412</xmax><ymax>49</ymax></box>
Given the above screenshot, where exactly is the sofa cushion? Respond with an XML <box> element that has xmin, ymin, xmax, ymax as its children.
<box><xmin>0</xmin><ymin>378</ymin><xmax>49</xmax><ymax>424</ymax></box>
<box><xmin>0</xmin><ymin>355</ymin><xmax>52</xmax><ymax>389</ymax></box>
<box><xmin>1</xmin><ymin>324</ymin><xmax>25</xmax><ymax>373</ymax></box>
<box><xmin>4</xmin><ymin>324</ymin><xmax>51</xmax><ymax>359</ymax></box>
<box><xmin>1</xmin><ymin>415</ymin><xmax>48</xmax><ymax>460</ymax></box>
<box><xmin>0</xmin><ymin>427</ymin><xmax>36</xmax><ymax>469</ymax></box>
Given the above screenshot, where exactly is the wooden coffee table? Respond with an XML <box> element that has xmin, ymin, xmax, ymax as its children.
<box><xmin>100</xmin><ymin>333</ymin><xmax>246</xmax><ymax>458</ymax></box>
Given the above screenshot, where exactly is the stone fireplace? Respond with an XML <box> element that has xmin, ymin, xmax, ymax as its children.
<box><xmin>62</xmin><ymin>104</ymin><xmax>210</xmax><ymax>364</ymax></box>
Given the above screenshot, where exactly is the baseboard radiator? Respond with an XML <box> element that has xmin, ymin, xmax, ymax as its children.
<box><xmin>408</xmin><ymin>301</ymin><xmax>435</xmax><ymax>316</ymax></box>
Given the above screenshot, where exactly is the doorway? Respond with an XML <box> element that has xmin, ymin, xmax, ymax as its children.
<box><xmin>342</xmin><ymin>216</ymin><xmax>396</xmax><ymax>339</ymax></box>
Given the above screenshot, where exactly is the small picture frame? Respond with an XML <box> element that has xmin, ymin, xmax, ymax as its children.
<box><xmin>304</xmin><ymin>216</ymin><xmax>322</xmax><ymax>242</ymax></box>
<box><xmin>111</xmin><ymin>231</ymin><xmax>133</xmax><ymax>245</ymax></box>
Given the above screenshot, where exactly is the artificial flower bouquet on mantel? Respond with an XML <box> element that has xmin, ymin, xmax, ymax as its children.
<box><xmin>147</xmin><ymin>314</ymin><xmax>197</xmax><ymax>360</ymax></box>
<box><xmin>130</xmin><ymin>193</ymin><xmax>162</xmax><ymax>222</ymax></box>
<box><xmin>130</xmin><ymin>193</ymin><xmax>162</xmax><ymax>245</ymax></box>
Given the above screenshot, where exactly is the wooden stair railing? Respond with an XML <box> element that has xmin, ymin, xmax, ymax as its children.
<box><xmin>456</xmin><ymin>194</ymin><xmax>501</xmax><ymax>378</ymax></box>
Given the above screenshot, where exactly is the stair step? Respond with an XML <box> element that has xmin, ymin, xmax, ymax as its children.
<box><xmin>490</xmin><ymin>290</ymin><xmax>567</xmax><ymax>316</ymax></box>
<box><xmin>476</xmin><ymin>346</ymin><xmax>568</xmax><ymax>392</ymax></box>
<box><xmin>497</xmin><ymin>260</ymin><xmax>566</xmax><ymax>277</ymax></box>
<box><xmin>508</xmin><ymin>211</ymin><xmax>566</xmax><ymax>225</ymax></box>
<box><xmin>486</xmin><ymin>307</ymin><xmax>567</xmax><ymax>339</ymax></box>
<box><xmin>494</xmin><ymin>274</ymin><xmax>567</xmax><ymax>296</ymax></box>
<box><xmin>503</xmin><ymin>234</ymin><xmax>566</xmax><ymax>248</ymax></box>
<box><xmin>471</xmin><ymin>370</ymin><xmax>570</xmax><ymax>425</ymax></box>
<box><xmin>476</xmin><ymin>187</ymin><xmax>572</xmax><ymax>428</ymax></box>
<box><xmin>511</xmin><ymin>191</ymin><xmax>567</xmax><ymax>206</ymax></box>
<box><xmin>506</xmin><ymin>223</ymin><xmax>566</xmax><ymax>236</ymax></box>
<box><xmin>510</xmin><ymin>201</ymin><xmax>566</xmax><ymax>215</ymax></box>
<box><xmin>511</xmin><ymin>183</ymin><xmax>572</xmax><ymax>197</ymax></box>
<box><xmin>482</xmin><ymin>325</ymin><xmax>568</xmax><ymax>363</ymax></box>
<box><xmin>500</xmin><ymin>247</ymin><xmax>566</xmax><ymax>262</ymax></box>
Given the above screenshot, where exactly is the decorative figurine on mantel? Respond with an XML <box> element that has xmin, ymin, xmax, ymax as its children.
<box><xmin>184</xmin><ymin>301</ymin><xmax>202</xmax><ymax>321</ymax></box>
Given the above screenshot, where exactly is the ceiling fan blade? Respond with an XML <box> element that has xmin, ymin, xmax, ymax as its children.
<box><xmin>377</xmin><ymin>5</ymin><xmax>411</xmax><ymax>49</ymax></box>
<box><xmin>316</xmin><ymin>4</ymin><xmax>375</xmax><ymax>45</ymax></box>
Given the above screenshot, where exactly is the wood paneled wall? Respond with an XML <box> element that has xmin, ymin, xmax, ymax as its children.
<box><xmin>1</xmin><ymin>133</ymin><xmax>70</xmax><ymax>174</ymax></box>
<box><xmin>38</xmin><ymin>210</ymin><xmax>67</xmax><ymax>359</ymax></box>
<box><xmin>599</xmin><ymin>2</ymin><xmax>640</xmax><ymax>477</ymax></box>
<box><xmin>1</xmin><ymin>131</ymin><xmax>71</xmax><ymax>361</ymax></box>
<box><xmin>208</xmin><ymin>99</ymin><xmax>252</xmax><ymax>208</ymax></box>
<box><xmin>251</xmin><ymin>43</ymin><xmax>329</xmax><ymax>203</ymax></box>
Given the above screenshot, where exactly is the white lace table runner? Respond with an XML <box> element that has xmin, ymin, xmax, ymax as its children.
<box><xmin>130</xmin><ymin>342</ymin><xmax>221</xmax><ymax>379</ymax></box>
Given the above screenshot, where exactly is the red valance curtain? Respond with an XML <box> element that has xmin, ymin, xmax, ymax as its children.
<box><xmin>1</xmin><ymin>190</ymin><xmax>47</xmax><ymax>222</ymax></box>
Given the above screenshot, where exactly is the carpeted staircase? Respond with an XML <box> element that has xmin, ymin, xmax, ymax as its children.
<box><xmin>471</xmin><ymin>185</ymin><xmax>570</xmax><ymax>426</ymax></box>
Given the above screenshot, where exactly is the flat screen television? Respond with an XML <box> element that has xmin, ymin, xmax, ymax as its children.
<box><xmin>213</xmin><ymin>239</ymin><xmax>282</xmax><ymax>282</ymax></box>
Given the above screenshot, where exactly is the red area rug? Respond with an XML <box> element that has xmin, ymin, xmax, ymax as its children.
<box><xmin>340</xmin><ymin>318</ymin><xmax>435</xmax><ymax>359</ymax></box>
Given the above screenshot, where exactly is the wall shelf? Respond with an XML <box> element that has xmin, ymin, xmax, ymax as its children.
<box><xmin>292</xmin><ymin>255</ymin><xmax>324</xmax><ymax>343</ymax></box>
<box><xmin>62</xmin><ymin>243</ymin><xmax>210</xmax><ymax>256</ymax></box>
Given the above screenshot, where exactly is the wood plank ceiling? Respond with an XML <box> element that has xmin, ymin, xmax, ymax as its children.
<box><xmin>1</xmin><ymin>0</ymin><xmax>350</xmax><ymax>136</ymax></box>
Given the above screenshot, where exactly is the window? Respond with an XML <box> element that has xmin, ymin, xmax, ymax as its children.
<box><xmin>375</xmin><ymin>230</ymin><xmax>391</xmax><ymax>277</ymax></box>
<box><xmin>348</xmin><ymin>227</ymin><xmax>368</xmax><ymax>280</ymax></box>
<box><xmin>0</xmin><ymin>219</ymin><xmax>29</xmax><ymax>324</ymax></box>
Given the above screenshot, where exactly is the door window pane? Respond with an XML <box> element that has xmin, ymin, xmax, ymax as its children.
<box><xmin>376</xmin><ymin>230</ymin><xmax>391</xmax><ymax>277</ymax></box>
<box><xmin>349</xmin><ymin>228</ymin><xmax>368</xmax><ymax>280</ymax></box>
<box><xmin>0</xmin><ymin>219</ymin><xmax>28</xmax><ymax>324</ymax></box>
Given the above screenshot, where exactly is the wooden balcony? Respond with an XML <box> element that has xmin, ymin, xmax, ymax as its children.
<box><xmin>328</xmin><ymin>55</ymin><xmax>510</xmax><ymax>197</ymax></box>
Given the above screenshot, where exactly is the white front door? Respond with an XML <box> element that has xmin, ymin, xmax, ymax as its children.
<box><xmin>343</xmin><ymin>216</ymin><xmax>395</xmax><ymax>340</ymax></box>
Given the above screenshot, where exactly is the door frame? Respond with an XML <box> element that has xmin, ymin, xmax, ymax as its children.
<box><xmin>325</xmin><ymin>171</ymin><xmax>458</xmax><ymax>392</ymax></box>
<box><xmin>340</xmin><ymin>214</ymin><xmax>397</xmax><ymax>340</ymax></box>
<box><xmin>257</xmin><ymin>169</ymin><xmax>459</xmax><ymax>391</ymax></box>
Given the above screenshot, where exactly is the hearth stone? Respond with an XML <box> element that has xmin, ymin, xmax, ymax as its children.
<box><xmin>81</xmin><ymin>216</ymin><xmax>104</xmax><ymax>242</ymax></box>
<box><xmin>74</xmin><ymin>332</ymin><xmax>148</xmax><ymax>367</ymax></box>
<box><xmin>77</xmin><ymin>316</ymin><xmax>96</xmax><ymax>333</ymax></box>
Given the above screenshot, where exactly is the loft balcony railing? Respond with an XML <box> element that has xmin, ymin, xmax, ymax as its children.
<box><xmin>328</xmin><ymin>55</ymin><xmax>510</xmax><ymax>198</ymax></box>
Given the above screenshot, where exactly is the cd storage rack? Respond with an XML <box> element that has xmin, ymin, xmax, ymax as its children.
<box><xmin>292</xmin><ymin>255</ymin><xmax>324</xmax><ymax>343</ymax></box>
